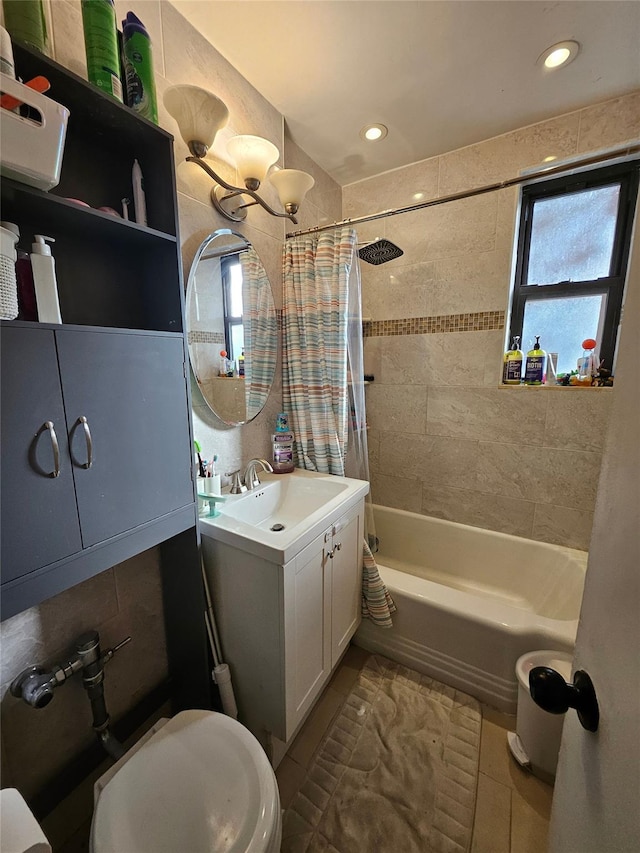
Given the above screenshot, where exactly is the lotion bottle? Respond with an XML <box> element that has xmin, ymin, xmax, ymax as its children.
<box><xmin>30</xmin><ymin>235</ymin><xmax>62</xmax><ymax>323</ymax></box>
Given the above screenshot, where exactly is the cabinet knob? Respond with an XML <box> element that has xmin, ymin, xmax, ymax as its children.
<box><xmin>335</xmin><ymin>542</ymin><xmax>342</xmax><ymax>551</ymax></box>
<box><xmin>327</xmin><ymin>548</ymin><xmax>335</xmax><ymax>559</ymax></box>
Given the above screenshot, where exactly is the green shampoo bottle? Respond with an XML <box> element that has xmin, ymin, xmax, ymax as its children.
<box><xmin>524</xmin><ymin>336</ymin><xmax>546</xmax><ymax>385</ymax></box>
<box><xmin>81</xmin><ymin>0</ymin><xmax>123</xmax><ymax>102</ymax></box>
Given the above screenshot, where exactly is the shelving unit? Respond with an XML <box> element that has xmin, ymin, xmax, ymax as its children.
<box><xmin>1</xmin><ymin>45</ymin><xmax>209</xmax><ymax>712</ymax></box>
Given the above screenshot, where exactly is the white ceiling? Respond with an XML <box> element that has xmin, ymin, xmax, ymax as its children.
<box><xmin>171</xmin><ymin>1</ymin><xmax>640</xmax><ymax>186</ymax></box>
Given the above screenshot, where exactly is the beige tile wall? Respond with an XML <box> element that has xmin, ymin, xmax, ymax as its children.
<box><xmin>0</xmin><ymin>0</ymin><xmax>341</xmax><ymax>809</ymax></box>
<box><xmin>345</xmin><ymin>91</ymin><xmax>639</xmax><ymax>550</ymax></box>
<box><xmin>0</xmin><ymin>549</ymin><xmax>167</xmax><ymax>800</ymax></box>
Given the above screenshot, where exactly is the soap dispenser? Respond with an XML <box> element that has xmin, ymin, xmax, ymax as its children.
<box><xmin>30</xmin><ymin>235</ymin><xmax>62</xmax><ymax>323</ymax></box>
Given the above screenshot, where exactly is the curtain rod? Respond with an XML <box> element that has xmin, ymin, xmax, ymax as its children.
<box><xmin>286</xmin><ymin>143</ymin><xmax>640</xmax><ymax>239</ymax></box>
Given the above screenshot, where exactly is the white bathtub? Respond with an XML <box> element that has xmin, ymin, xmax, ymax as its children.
<box><xmin>354</xmin><ymin>505</ymin><xmax>588</xmax><ymax>712</ymax></box>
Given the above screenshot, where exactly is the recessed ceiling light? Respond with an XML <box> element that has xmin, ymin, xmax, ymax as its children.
<box><xmin>360</xmin><ymin>123</ymin><xmax>388</xmax><ymax>142</ymax></box>
<box><xmin>543</xmin><ymin>156</ymin><xmax>557</xmax><ymax>163</ymax></box>
<box><xmin>538</xmin><ymin>40</ymin><xmax>580</xmax><ymax>70</ymax></box>
<box><xmin>413</xmin><ymin>192</ymin><xmax>425</xmax><ymax>201</ymax></box>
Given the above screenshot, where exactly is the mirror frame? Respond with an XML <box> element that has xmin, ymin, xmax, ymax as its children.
<box><xmin>185</xmin><ymin>228</ymin><xmax>277</xmax><ymax>426</ymax></box>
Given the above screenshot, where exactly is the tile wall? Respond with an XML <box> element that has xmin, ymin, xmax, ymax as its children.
<box><xmin>0</xmin><ymin>0</ymin><xmax>341</xmax><ymax>807</ymax></box>
<box><xmin>344</xmin><ymin>91</ymin><xmax>640</xmax><ymax>550</ymax></box>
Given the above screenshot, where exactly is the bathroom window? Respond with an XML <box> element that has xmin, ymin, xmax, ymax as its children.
<box><xmin>509</xmin><ymin>161</ymin><xmax>639</xmax><ymax>375</ymax></box>
<box><xmin>221</xmin><ymin>254</ymin><xmax>244</xmax><ymax>361</ymax></box>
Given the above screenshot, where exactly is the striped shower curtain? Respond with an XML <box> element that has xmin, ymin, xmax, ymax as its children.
<box><xmin>282</xmin><ymin>227</ymin><xmax>395</xmax><ymax>627</ymax></box>
<box><xmin>240</xmin><ymin>246</ymin><xmax>278</xmax><ymax>421</ymax></box>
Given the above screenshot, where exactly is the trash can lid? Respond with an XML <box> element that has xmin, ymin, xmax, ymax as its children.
<box><xmin>515</xmin><ymin>650</ymin><xmax>573</xmax><ymax>690</ymax></box>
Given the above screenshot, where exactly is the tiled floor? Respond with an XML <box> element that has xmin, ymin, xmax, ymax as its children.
<box><xmin>276</xmin><ymin>645</ymin><xmax>554</xmax><ymax>853</ymax></box>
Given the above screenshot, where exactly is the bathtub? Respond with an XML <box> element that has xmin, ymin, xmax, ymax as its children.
<box><xmin>354</xmin><ymin>505</ymin><xmax>588</xmax><ymax>713</ymax></box>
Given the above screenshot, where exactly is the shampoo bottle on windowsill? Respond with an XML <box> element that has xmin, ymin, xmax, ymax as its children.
<box><xmin>502</xmin><ymin>336</ymin><xmax>523</xmax><ymax>384</ymax></box>
<box><xmin>524</xmin><ymin>336</ymin><xmax>546</xmax><ymax>385</ymax></box>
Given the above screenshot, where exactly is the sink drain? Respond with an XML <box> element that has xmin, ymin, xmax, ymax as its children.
<box><xmin>270</xmin><ymin>523</ymin><xmax>285</xmax><ymax>532</ymax></box>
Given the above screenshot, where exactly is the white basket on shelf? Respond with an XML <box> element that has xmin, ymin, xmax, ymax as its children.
<box><xmin>0</xmin><ymin>72</ymin><xmax>69</xmax><ymax>190</ymax></box>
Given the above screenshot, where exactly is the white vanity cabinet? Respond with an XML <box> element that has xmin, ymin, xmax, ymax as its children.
<box><xmin>202</xmin><ymin>496</ymin><xmax>364</xmax><ymax>748</ymax></box>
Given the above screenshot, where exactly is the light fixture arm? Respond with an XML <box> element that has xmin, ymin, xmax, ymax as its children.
<box><xmin>186</xmin><ymin>156</ymin><xmax>298</xmax><ymax>224</ymax></box>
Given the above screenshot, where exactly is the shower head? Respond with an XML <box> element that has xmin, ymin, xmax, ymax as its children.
<box><xmin>357</xmin><ymin>238</ymin><xmax>404</xmax><ymax>265</ymax></box>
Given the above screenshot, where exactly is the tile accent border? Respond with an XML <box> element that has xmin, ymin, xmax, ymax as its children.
<box><xmin>188</xmin><ymin>330</ymin><xmax>225</xmax><ymax>345</ymax></box>
<box><xmin>363</xmin><ymin>311</ymin><xmax>505</xmax><ymax>337</ymax></box>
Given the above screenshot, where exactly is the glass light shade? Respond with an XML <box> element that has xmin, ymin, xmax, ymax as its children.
<box><xmin>226</xmin><ymin>135</ymin><xmax>279</xmax><ymax>185</ymax></box>
<box><xmin>163</xmin><ymin>85</ymin><xmax>229</xmax><ymax>153</ymax></box>
<box><xmin>269</xmin><ymin>169</ymin><xmax>315</xmax><ymax>207</ymax></box>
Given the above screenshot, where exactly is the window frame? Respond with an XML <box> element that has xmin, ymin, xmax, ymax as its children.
<box><xmin>509</xmin><ymin>160</ymin><xmax>639</xmax><ymax>372</ymax></box>
<box><xmin>221</xmin><ymin>253</ymin><xmax>243</xmax><ymax>361</ymax></box>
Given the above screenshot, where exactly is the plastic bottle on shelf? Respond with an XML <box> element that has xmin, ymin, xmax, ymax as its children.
<box><xmin>238</xmin><ymin>349</ymin><xmax>245</xmax><ymax>377</ymax></box>
<box><xmin>0</xmin><ymin>24</ymin><xmax>16</xmax><ymax>76</ymax></box>
<box><xmin>502</xmin><ymin>336</ymin><xmax>523</xmax><ymax>384</ymax></box>
<box><xmin>524</xmin><ymin>336</ymin><xmax>545</xmax><ymax>385</ymax></box>
<box><xmin>0</xmin><ymin>221</ymin><xmax>19</xmax><ymax>320</ymax></box>
<box><xmin>81</xmin><ymin>0</ymin><xmax>123</xmax><ymax>102</ymax></box>
<box><xmin>272</xmin><ymin>412</ymin><xmax>295</xmax><ymax>474</ymax></box>
<box><xmin>122</xmin><ymin>12</ymin><xmax>158</xmax><ymax>124</ymax></box>
<box><xmin>577</xmin><ymin>338</ymin><xmax>598</xmax><ymax>385</ymax></box>
<box><xmin>218</xmin><ymin>349</ymin><xmax>232</xmax><ymax>377</ymax></box>
<box><xmin>30</xmin><ymin>234</ymin><xmax>62</xmax><ymax>323</ymax></box>
<box><xmin>2</xmin><ymin>0</ymin><xmax>50</xmax><ymax>56</ymax></box>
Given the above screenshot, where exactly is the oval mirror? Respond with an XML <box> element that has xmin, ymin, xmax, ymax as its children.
<box><xmin>186</xmin><ymin>229</ymin><xmax>277</xmax><ymax>425</ymax></box>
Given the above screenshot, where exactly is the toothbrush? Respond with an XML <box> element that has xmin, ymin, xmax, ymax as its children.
<box><xmin>194</xmin><ymin>440</ymin><xmax>206</xmax><ymax>478</ymax></box>
<box><xmin>207</xmin><ymin>454</ymin><xmax>218</xmax><ymax>478</ymax></box>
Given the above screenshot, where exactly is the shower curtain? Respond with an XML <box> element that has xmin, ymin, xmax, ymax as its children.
<box><xmin>240</xmin><ymin>247</ymin><xmax>278</xmax><ymax>421</ymax></box>
<box><xmin>283</xmin><ymin>226</ymin><xmax>395</xmax><ymax>627</ymax></box>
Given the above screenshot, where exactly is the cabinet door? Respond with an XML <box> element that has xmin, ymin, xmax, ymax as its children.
<box><xmin>55</xmin><ymin>330</ymin><xmax>194</xmax><ymax>547</ymax></box>
<box><xmin>330</xmin><ymin>504</ymin><xmax>363</xmax><ymax>666</ymax></box>
<box><xmin>1</xmin><ymin>327</ymin><xmax>82</xmax><ymax>581</ymax></box>
<box><xmin>285</xmin><ymin>530</ymin><xmax>332</xmax><ymax>737</ymax></box>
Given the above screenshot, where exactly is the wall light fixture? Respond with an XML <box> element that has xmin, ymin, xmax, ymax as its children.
<box><xmin>164</xmin><ymin>85</ymin><xmax>314</xmax><ymax>224</ymax></box>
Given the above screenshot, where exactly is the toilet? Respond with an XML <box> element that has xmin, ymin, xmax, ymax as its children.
<box><xmin>90</xmin><ymin>709</ymin><xmax>282</xmax><ymax>853</ymax></box>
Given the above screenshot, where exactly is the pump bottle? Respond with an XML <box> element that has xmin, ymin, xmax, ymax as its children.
<box><xmin>524</xmin><ymin>336</ymin><xmax>545</xmax><ymax>385</ymax></box>
<box><xmin>502</xmin><ymin>336</ymin><xmax>523</xmax><ymax>384</ymax></box>
<box><xmin>30</xmin><ymin>235</ymin><xmax>61</xmax><ymax>323</ymax></box>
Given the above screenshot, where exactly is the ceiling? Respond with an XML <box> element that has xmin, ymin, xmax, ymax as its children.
<box><xmin>171</xmin><ymin>1</ymin><xmax>640</xmax><ymax>186</ymax></box>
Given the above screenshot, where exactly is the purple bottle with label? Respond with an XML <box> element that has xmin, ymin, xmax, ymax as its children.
<box><xmin>272</xmin><ymin>412</ymin><xmax>295</xmax><ymax>474</ymax></box>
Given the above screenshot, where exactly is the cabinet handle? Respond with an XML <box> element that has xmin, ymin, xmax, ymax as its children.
<box><xmin>335</xmin><ymin>542</ymin><xmax>342</xmax><ymax>551</ymax></box>
<box><xmin>44</xmin><ymin>421</ymin><xmax>60</xmax><ymax>478</ymax></box>
<box><xmin>327</xmin><ymin>548</ymin><xmax>335</xmax><ymax>559</ymax></box>
<box><xmin>78</xmin><ymin>416</ymin><xmax>93</xmax><ymax>469</ymax></box>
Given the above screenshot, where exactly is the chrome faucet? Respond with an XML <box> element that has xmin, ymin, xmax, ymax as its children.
<box><xmin>243</xmin><ymin>458</ymin><xmax>273</xmax><ymax>490</ymax></box>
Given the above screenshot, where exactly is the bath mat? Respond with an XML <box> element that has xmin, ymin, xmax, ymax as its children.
<box><xmin>281</xmin><ymin>654</ymin><xmax>481</xmax><ymax>853</ymax></box>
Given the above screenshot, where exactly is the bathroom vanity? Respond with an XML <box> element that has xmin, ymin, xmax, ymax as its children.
<box><xmin>200</xmin><ymin>470</ymin><xmax>368</xmax><ymax>755</ymax></box>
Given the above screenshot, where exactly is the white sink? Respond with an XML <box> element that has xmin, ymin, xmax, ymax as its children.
<box><xmin>199</xmin><ymin>469</ymin><xmax>370</xmax><ymax>563</ymax></box>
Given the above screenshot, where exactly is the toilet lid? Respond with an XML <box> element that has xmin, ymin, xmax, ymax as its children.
<box><xmin>91</xmin><ymin>710</ymin><xmax>280</xmax><ymax>853</ymax></box>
